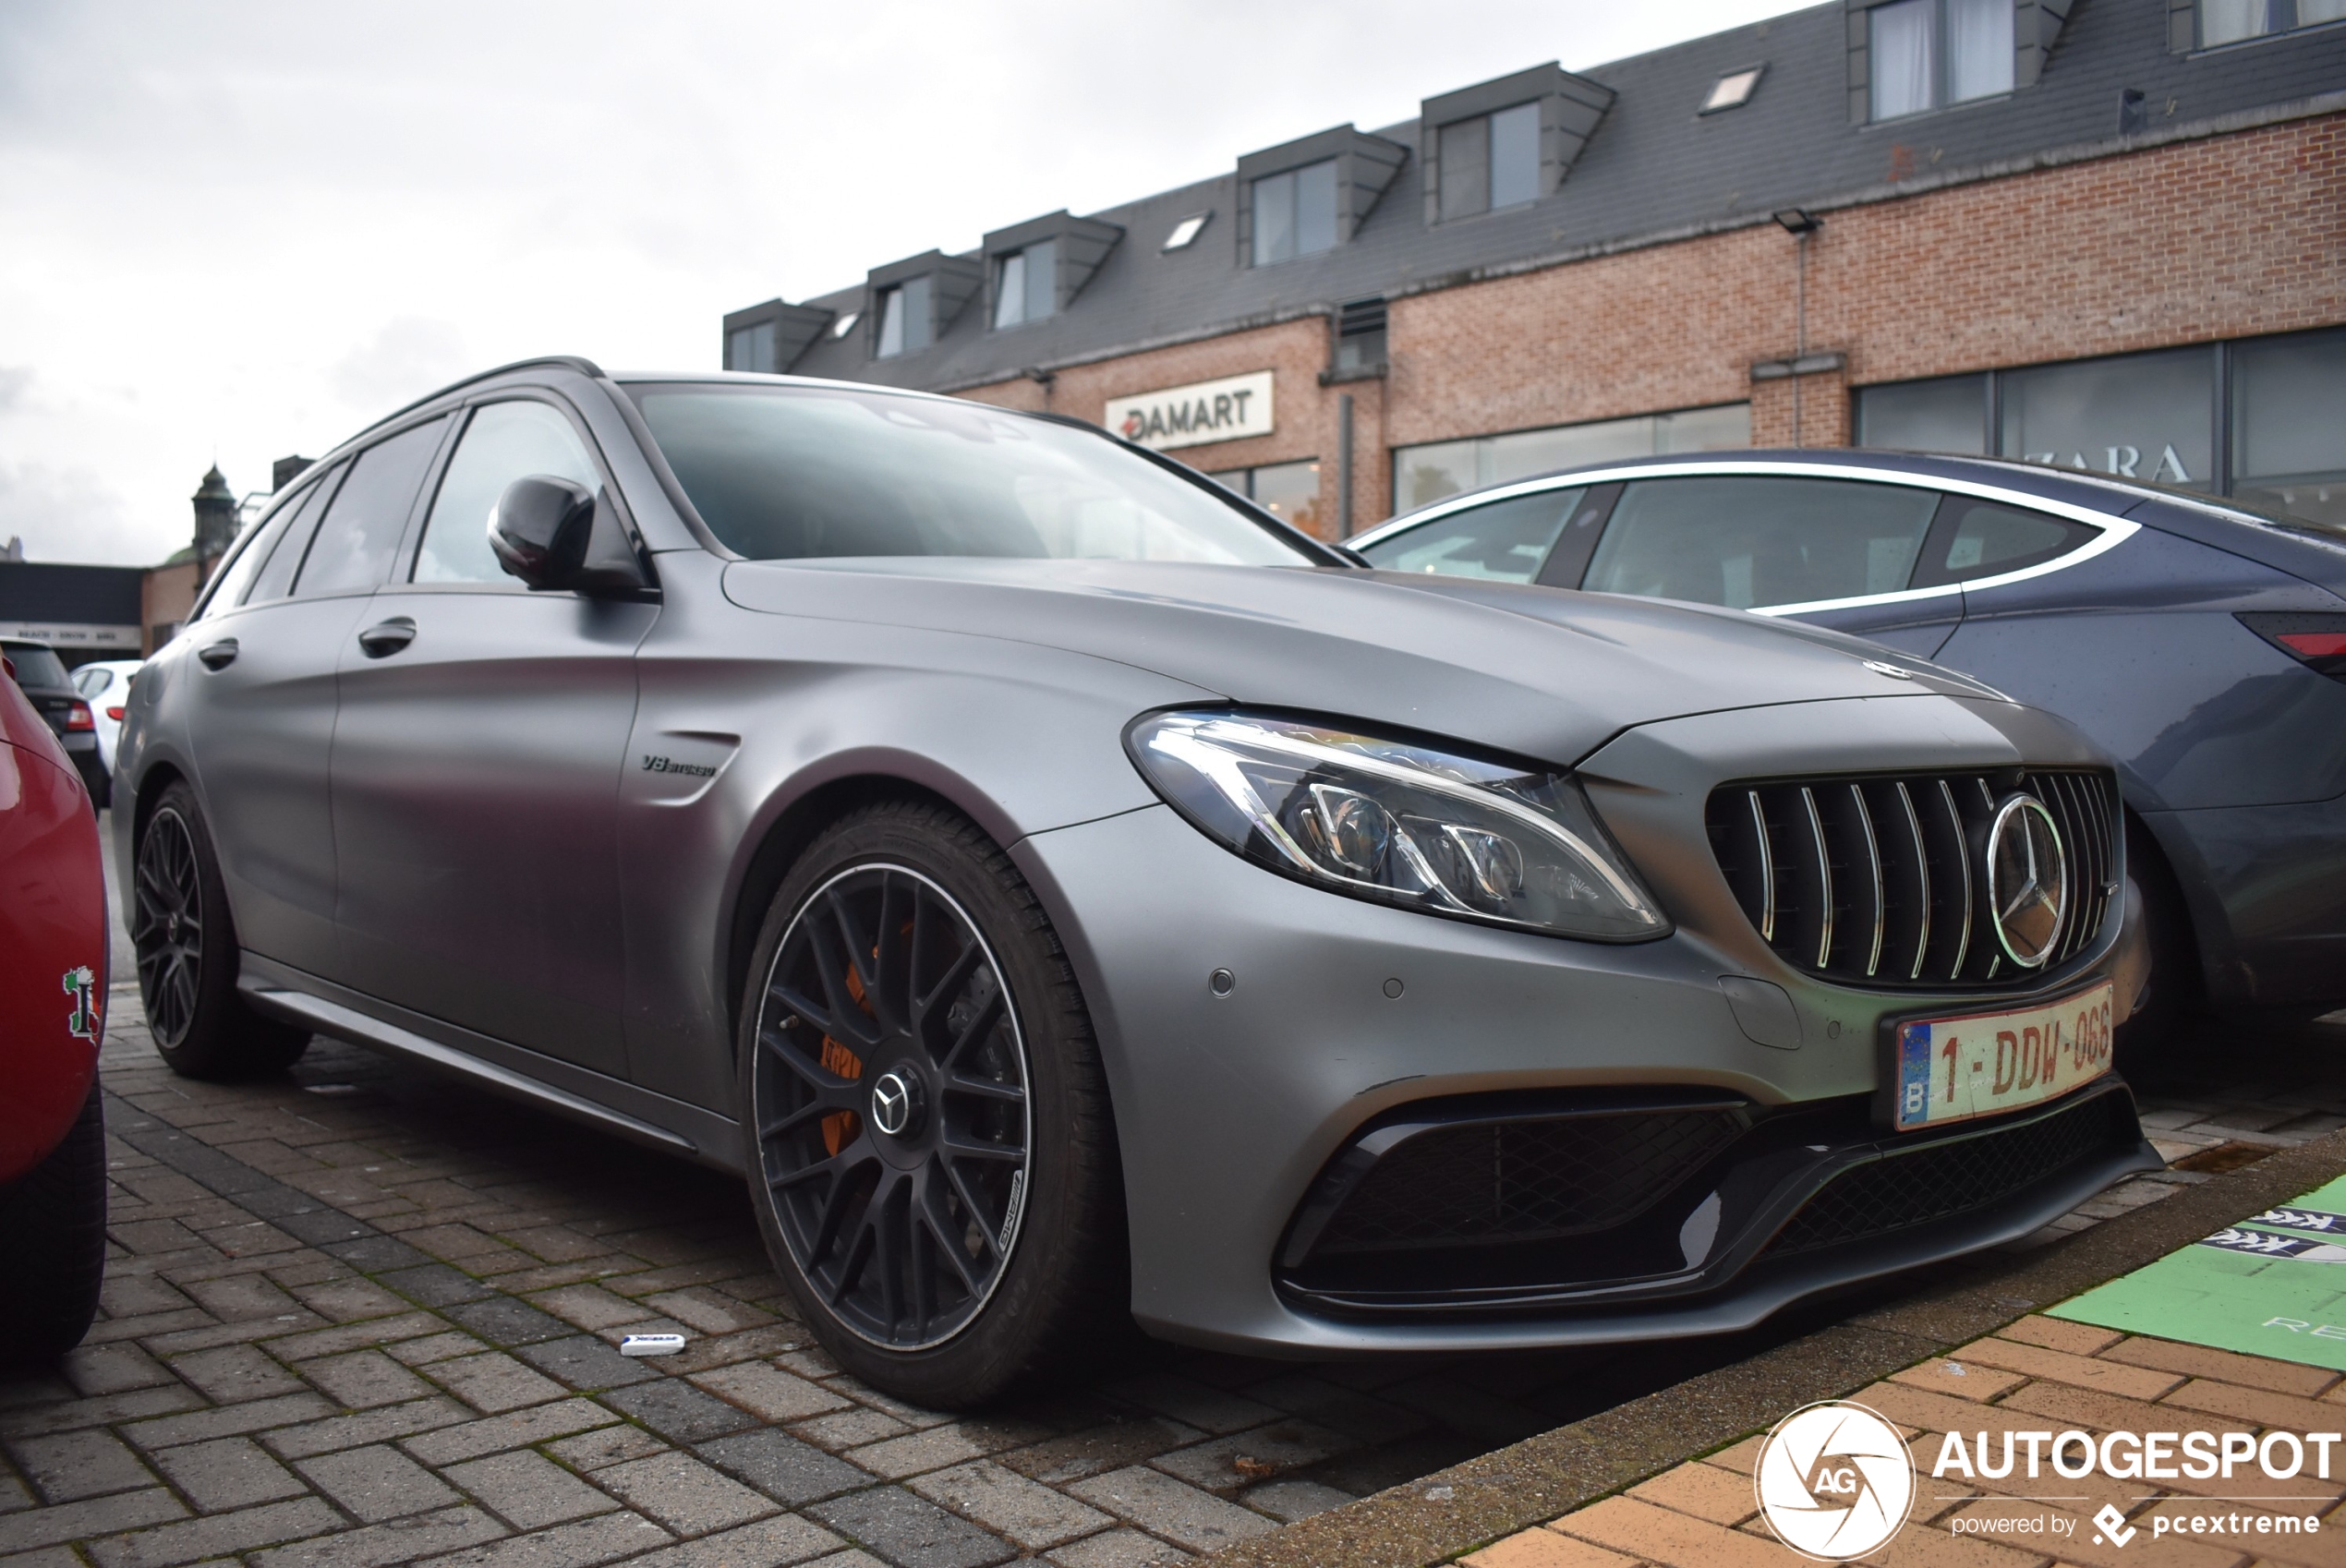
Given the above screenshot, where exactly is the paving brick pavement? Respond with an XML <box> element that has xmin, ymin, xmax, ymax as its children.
<box><xmin>10</xmin><ymin>895</ymin><xmax>2344</xmax><ymax>1568</ymax></box>
<box><xmin>1458</xmin><ymin>1310</ymin><xmax>2346</xmax><ymax>1568</ymax></box>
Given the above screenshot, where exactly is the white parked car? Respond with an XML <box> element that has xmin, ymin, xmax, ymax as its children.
<box><xmin>72</xmin><ymin>659</ymin><xmax>143</xmax><ymax>785</ymax></box>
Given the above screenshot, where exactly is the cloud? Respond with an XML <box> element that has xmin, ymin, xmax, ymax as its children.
<box><xmin>0</xmin><ymin>460</ymin><xmax>150</xmax><ymax>566</ymax></box>
<box><xmin>0</xmin><ymin>365</ymin><xmax>30</xmax><ymax>414</ymax></box>
<box><xmin>330</xmin><ymin>317</ymin><xmax>469</xmax><ymax>415</ymax></box>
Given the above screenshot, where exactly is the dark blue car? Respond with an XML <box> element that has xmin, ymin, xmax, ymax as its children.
<box><xmin>1353</xmin><ymin>452</ymin><xmax>2346</xmax><ymax>1031</ymax></box>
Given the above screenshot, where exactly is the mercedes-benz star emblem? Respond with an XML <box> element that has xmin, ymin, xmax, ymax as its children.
<box><xmin>1986</xmin><ymin>792</ymin><xmax>2068</xmax><ymax>968</ymax></box>
<box><xmin>870</xmin><ymin>1071</ymin><xmax>916</xmax><ymax>1137</ymax></box>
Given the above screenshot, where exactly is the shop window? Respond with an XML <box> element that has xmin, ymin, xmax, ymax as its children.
<box><xmin>1868</xmin><ymin>0</ymin><xmax>2014</xmax><ymax>120</ymax></box>
<box><xmin>993</xmin><ymin>241</ymin><xmax>1058</xmax><ymax>330</ymax></box>
<box><xmin>1856</xmin><ymin>374</ymin><xmax>1989</xmax><ymax>454</ymax></box>
<box><xmin>1390</xmin><ymin>404</ymin><xmax>1749</xmax><ymax>515</ymax></box>
<box><xmin>876</xmin><ymin>276</ymin><xmax>931</xmax><ymax>358</ymax></box>
<box><xmin>1252</xmin><ymin>161</ymin><xmax>1339</xmax><ymax>266</ymax></box>
<box><xmin>2233</xmin><ymin>327</ymin><xmax>2346</xmax><ymax>531</ymax></box>
<box><xmin>1212</xmin><ymin>460</ymin><xmax>1324</xmax><ymax>534</ymax></box>
<box><xmin>2001</xmin><ymin>348</ymin><xmax>2213</xmax><ymax>488</ymax></box>
<box><xmin>1436</xmin><ymin>103</ymin><xmax>1540</xmax><ymax>222</ymax></box>
<box><xmin>2199</xmin><ymin>0</ymin><xmax>2346</xmax><ymax>45</ymax></box>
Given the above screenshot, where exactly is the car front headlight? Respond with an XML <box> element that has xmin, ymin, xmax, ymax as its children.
<box><xmin>1126</xmin><ymin>710</ymin><xmax>1667</xmax><ymax>940</ymax></box>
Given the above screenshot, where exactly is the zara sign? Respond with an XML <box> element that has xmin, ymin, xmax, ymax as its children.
<box><xmin>1103</xmin><ymin>370</ymin><xmax>1274</xmax><ymax>452</ymax></box>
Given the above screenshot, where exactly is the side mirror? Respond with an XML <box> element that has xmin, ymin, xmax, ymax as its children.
<box><xmin>489</xmin><ymin>476</ymin><xmax>598</xmax><ymax>590</ymax></box>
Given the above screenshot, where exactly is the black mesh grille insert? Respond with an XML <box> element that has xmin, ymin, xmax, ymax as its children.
<box><xmin>1769</xmin><ymin>1092</ymin><xmax>2126</xmax><ymax>1255</ymax></box>
<box><xmin>1706</xmin><ymin>767</ymin><xmax>2120</xmax><ymax>991</ymax></box>
<box><xmin>1313</xmin><ymin>1108</ymin><xmax>1745</xmax><ymax>1253</ymax></box>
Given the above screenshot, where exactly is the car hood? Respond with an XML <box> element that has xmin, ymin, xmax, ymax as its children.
<box><xmin>720</xmin><ymin>557</ymin><xmax>2003</xmax><ymax>766</ymax></box>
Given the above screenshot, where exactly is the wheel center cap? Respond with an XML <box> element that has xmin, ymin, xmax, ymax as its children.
<box><xmin>165</xmin><ymin>911</ymin><xmax>182</xmax><ymax>942</ymax></box>
<box><xmin>869</xmin><ymin>1068</ymin><xmax>925</xmax><ymax>1139</ymax></box>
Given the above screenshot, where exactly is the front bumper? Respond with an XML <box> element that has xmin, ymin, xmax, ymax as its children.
<box><xmin>1012</xmin><ymin>694</ymin><xmax>2148</xmax><ymax>1355</ymax></box>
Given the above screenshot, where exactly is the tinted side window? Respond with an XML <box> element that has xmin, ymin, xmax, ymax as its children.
<box><xmin>1910</xmin><ymin>501</ymin><xmax>2098</xmax><ymax>588</ymax></box>
<box><xmin>293</xmin><ymin>417</ymin><xmax>449</xmax><ymax>598</ymax></box>
<box><xmin>415</xmin><ymin>402</ymin><xmax>601</xmax><ymax>585</ymax></box>
<box><xmin>198</xmin><ymin>488</ymin><xmax>307</xmax><ymax>616</ymax></box>
<box><xmin>1360</xmin><ymin>488</ymin><xmax>1584</xmax><ymax>583</ymax></box>
<box><xmin>245</xmin><ymin>466</ymin><xmax>343</xmax><ymax>606</ymax></box>
<box><xmin>1584</xmin><ymin>476</ymin><xmax>1940</xmax><ymax>609</ymax></box>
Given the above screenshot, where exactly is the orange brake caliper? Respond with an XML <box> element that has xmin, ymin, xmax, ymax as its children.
<box><xmin>820</xmin><ymin>964</ymin><xmax>871</xmax><ymax>1155</ymax></box>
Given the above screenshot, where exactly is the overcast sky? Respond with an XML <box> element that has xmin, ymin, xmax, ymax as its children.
<box><xmin>0</xmin><ymin>0</ymin><xmax>1800</xmax><ymax>566</ymax></box>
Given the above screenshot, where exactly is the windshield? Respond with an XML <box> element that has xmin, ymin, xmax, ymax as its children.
<box><xmin>4</xmin><ymin>644</ymin><xmax>72</xmax><ymax>688</ymax></box>
<box><xmin>629</xmin><ymin>382</ymin><xmax>1315</xmax><ymax>567</ymax></box>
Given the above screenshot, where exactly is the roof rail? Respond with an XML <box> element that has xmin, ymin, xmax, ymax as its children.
<box><xmin>357</xmin><ymin>355</ymin><xmax>608</xmax><ymax>438</ymax></box>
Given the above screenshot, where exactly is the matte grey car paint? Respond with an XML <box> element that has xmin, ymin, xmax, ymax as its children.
<box><xmin>115</xmin><ymin>361</ymin><xmax>2153</xmax><ymax>1356</ymax></box>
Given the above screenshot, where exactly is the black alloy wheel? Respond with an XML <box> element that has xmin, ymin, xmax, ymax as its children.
<box><xmin>133</xmin><ymin>803</ymin><xmax>204</xmax><ymax>1048</ymax></box>
<box><xmin>132</xmin><ymin>781</ymin><xmax>310</xmax><ymax>1080</ymax></box>
<box><xmin>739</xmin><ymin>801</ymin><xmax>1128</xmax><ymax>1406</ymax></box>
<box><xmin>752</xmin><ymin>863</ymin><xmax>1032</xmax><ymax>1350</ymax></box>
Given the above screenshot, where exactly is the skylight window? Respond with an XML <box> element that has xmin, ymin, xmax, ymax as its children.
<box><xmin>831</xmin><ymin>312</ymin><xmax>859</xmax><ymax>339</ymax></box>
<box><xmin>1702</xmin><ymin>66</ymin><xmax>1763</xmax><ymax>113</ymax></box>
<box><xmin>1163</xmin><ymin>214</ymin><xmax>1208</xmax><ymax>251</ymax></box>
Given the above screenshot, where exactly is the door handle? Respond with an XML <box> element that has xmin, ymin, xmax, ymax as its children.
<box><xmin>197</xmin><ymin>638</ymin><xmax>238</xmax><ymax>670</ymax></box>
<box><xmin>357</xmin><ymin>618</ymin><xmax>417</xmax><ymax>658</ymax></box>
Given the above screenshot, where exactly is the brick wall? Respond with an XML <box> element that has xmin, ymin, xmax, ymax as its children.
<box><xmin>957</xmin><ymin>109</ymin><xmax>2345</xmax><ymax>526</ymax></box>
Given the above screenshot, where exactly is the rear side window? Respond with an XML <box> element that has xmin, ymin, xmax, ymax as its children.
<box><xmin>243</xmin><ymin>466</ymin><xmax>344</xmax><ymax>606</ymax></box>
<box><xmin>198</xmin><ymin>490</ymin><xmax>303</xmax><ymax>615</ymax></box>
<box><xmin>293</xmin><ymin>417</ymin><xmax>449</xmax><ymax>598</ymax></box>
<box><xmin>1911</xmin><ymin>501</ymin><xmax>2098</xmax><ymax>588</ymax></box>
<box><xmin>415</xmin><ymin>401</ymin><xmax>601</xmax><ymax>585</ymax></box>
<box><xmin>6</xmin><ymin>645</ymin><xmax>71</xmax><ymax>688</ymax></box>
<box><xmin>1583</xmin><ymin>476</ymin><xmax>1939</xmax><ymax>609</ymax></box>
<box><xmin>1360</xmin><ymin>488</ymin><xmax>1585</xmax><ymax>583</ymax></box>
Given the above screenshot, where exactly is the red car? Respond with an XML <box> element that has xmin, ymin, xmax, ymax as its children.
<box><xmin>1</xmin><ymin>650</ymin><xmax>108</xmax><ymax>1363</ymax></box>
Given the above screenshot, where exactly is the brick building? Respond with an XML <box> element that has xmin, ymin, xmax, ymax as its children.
<box><xmin>723</xmin><ymin>0</ymin><xmax>2346</xmax><ymax>538</ymax></box>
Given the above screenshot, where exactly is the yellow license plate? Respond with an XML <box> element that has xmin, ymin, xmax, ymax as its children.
<box><xmin>1892</xmin><ymin>983</ymin><xmax>2115</xmax><ymax>1131</ymax></box>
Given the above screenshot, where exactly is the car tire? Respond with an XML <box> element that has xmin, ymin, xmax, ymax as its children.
<box><xmin>0</xmin><ymin>1082</ymin><xmax>107</xmax><ymax>1368</ymax></box>
<box><xmin>2113</xmin><ymin>816</ymin><xmax>2200</xmax><ymax>1073</ymax></box>
<box><xmin>134</xmin><ymin>782</ymin><xmax>311</xmax><ymax>1080</ymax></box>
<box><xmin>737</xmin><ymin>800</ymin><xmax>1128</xmax><ymax>1408</ymax></box>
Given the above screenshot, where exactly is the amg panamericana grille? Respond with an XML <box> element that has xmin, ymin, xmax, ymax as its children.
<box><xmin>1705</xmin><ymin>769</ymin><xmax>2118</xmax><ymax>990</ymax></box>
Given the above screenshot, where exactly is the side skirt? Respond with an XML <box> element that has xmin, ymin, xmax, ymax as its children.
<box><xmin>237</xmin><ymin>953</ymin><xmax>743</xmax><ymax>1173</ymax></box>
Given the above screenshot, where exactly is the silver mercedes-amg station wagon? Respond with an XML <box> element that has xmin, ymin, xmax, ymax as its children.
<box><xmin>115</xmin><ymin>358</ymin><xmax>2157</xmax><ymax>1405</ymax></box>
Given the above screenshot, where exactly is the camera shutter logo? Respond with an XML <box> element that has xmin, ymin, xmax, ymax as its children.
<box><xmin>1754</xmin><ymin>1401</ymin><xmax>1915</xmax><ymax>1561</ymax></box>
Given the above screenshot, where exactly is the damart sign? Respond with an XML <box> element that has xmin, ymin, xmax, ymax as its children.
<box><xmin>1751</xmin><ymin>1399</ymin><xmax>2337</xmax><ymax>1561</ymax></box>
<box><xmin>1102</xmin><ymin>371</ymin><xmax>1273</xmax><ymax>452</ymax></box>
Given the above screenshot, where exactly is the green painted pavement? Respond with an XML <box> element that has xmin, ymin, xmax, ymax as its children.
<box><xmin>2052</xmin><ymin>1171</ymin><xmax>2346</xmax><ymax>1370</ymax></box>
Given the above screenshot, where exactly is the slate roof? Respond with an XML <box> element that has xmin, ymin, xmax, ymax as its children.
<box><xmin>764</xmin><ymin>2</ymin><xmax>2346</xmax><ymax>393</ymax></box>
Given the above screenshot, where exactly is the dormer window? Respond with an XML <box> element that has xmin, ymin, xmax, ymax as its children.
<box><xmin>875</xmin><ymin>276</ymin><xmax>931</xmax><ymax>358</ymax></box>
<box><xmin>979</xmin><ymin>212</ymin><xmax>1121</xmax><ymax>332</ymax></box>
<box><xmin>1236</xmin><ymin>127</ymin><xmax>1406</xmax><ymax>269</ymax></box>
<box><xmin>2199</xmin><ymin>0</ymin><xmax>2346</xmax><ymax>45</ymax></box>
<box><xmin>993</xmin><ymin>241</ymin><xmax>1058</xmax><ymax>329</ymax></box>
<box><xmin>1252</xmin><ymin>159</ymin><xmax>1338</xmax><ymax>265</ymax></box>
<box><xmin>1868</xmin><ymin>0</ymin><xmax>2014</xmax><ymax>121</ymax></box>
<box><xmin>720</xmin><ymin>299</ymin><xmax>836</xmax><ymax>375</ymax></box>
<box><xmin>1418</xmin><ymin>64</ymin><xmax>1614</xmax><ymax>229</ymax></box>
<box><xmin>1436</xmin><ymin>102</ymin><xmax>1540</xmax><ymax>221</ymax></box>
<box><xmin>725</xmin><ymin>320</ymin><xmax>777</xmax><ymax>374</ymax></box>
